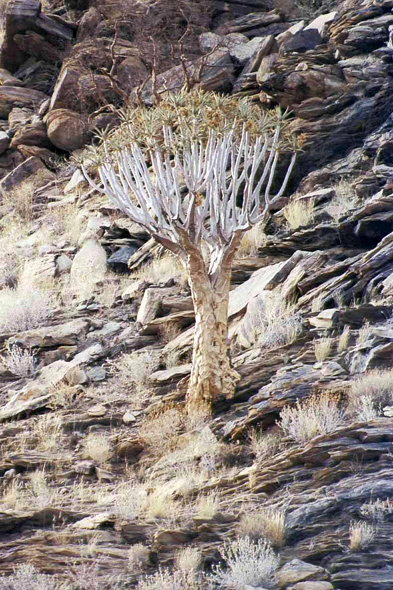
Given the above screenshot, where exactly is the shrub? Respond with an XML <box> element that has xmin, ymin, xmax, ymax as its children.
<box><xmin>0</xmin><ymin>287</ymin><xmax>55</xmax><ymax>333</ymax></box>
<box><xmin>279</xmin><ymin>392</ymin><xmax>345</xmax><ymax>443</ymax></box>
<box><xmin>348</xmin><ymin>369</ymin><xmax>393</xmax><ymax>420</ymax></box>
<box><xmin>255</xmin><ymin>296</ymin><xmax>302</xmax><ymax>350</ymax></box>
<box><xmin>107</xmin><ymin>350</ymin><xmax>157</xmax><ymax>401</ymax></box>
<box><xmin>0</xmin><ymin>564</ymin><xmax>58</xmax><ymax>590</ymax></box>
<box><xmin>349</xmin><ymin>521</ymin><xmax>376</xmax><ymax>551</ymax></box>
<box><xmin>0</xmin><ymin>344</ymin><xmax>36</xmax><ymax>377</ymax></box>
<box><xmin>211</xmin><ymin>537</ymin><xmax>279</xmax><ymax>590</ymax></box>
<box><xmin>128</xmin><ymin>544</ymin><xmax>150</xmax><ymax>572</ymax></box>
<box><xmin>136</xmin><ymin>568</ymin><xmax>203</xmax><ymax>590</ymax></box>
<box><xmin>249</xmin><ymin>430</ymin><xmax>280</xmax><ymax>461</ymax></box>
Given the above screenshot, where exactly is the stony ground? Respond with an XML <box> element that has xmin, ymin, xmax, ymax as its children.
<box><xmin>1</xmin><ymin>0</ymin><xmax>393</xmax><ymax>589</ymax></box>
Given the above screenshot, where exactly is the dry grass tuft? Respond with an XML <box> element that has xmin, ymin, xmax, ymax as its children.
<box><xmin>0</xmin><ymin>287</ymin><xmax>55</xmax><ymax>333</ymax></box>
<box><xmin>357</xmin><ymin>321</ymin><xmax>372</xmax><ymax>345</ymax></box>
<box><xmin>83</xmin><ymin>434</ymin><xmax>113</xmax><ymax>464</ymax></box>
<box><xmin>113</xmin><ymin>482</ymin><xmax>147</xmax><ymax>520</ymax></box>
<box><xmin>238</xmin><ymin>223</ymin><xmax>267</xmax><ymax>257</ymax></box>
<box><xmin>326</xmin><ymin>180</ymin><xmax>358</xmax><ymax>223</ymax></box>
<box><xmin>136</xmin><ymin>253</ymin><xmax>187</xmax><ymax>286</ymax></box>
<box><xmin>360</xmin><ymin>498</ymin><xmax>393</xmax><ymax>522</ymax></box>
<box><xmin>255</xmin><ymin>295</ymin><xmax>302</xmax><ymax>350</ymax></box>
<box><xmin>107</xmin><ymin>350</ymin><xmax>157</xmax><ymax>402</ymax></box>
<box><xmin>0</xmin><ymin>563</ymin><xmax>58</xmax><ymax>590</ymax></box>
<box><xmin>139</xmin><ymin>408</ymin><xmax>185</xmax><ymax>453</ymax></box>
<box><xmin>284</xmin><ymin>198</ymin><xmax>314</xmax><ymax>230</ymax></box>
<box><xmin>212</xmin><ymin>536</ymin><xmax>279</xmax><ymax>590</ymax></box>
<box><xmin>314</xmin><ymin>337</ymin><xmax>333</xmax><ymax>361</ymax></box>
<box><xmin>0</xmin><ymin>344</ymin><xmax>36</xmax><ymax>377</ymax></box>
<box><xmin>338</xmin><ymin>326</ymin><xmax>350</xmax><ymax>353</ymax></box>
<box><xmin>238</xmin><ymin>508</ymin><xmax>286</xmax><ymax>547</ymax></box>
<box><xmin>175</xmin><ymin>546</ymin><xmax>202</xmax><ymax>574</ymax></box>
<box><xmin>195</xmin><ymin>490</ymin><xmax>220</xmax><ymax>519</ymax></box>
<box><xmin>349</xmin><ymin>520</ymin><xmax>376</xmax><ymax>551</ymax></box>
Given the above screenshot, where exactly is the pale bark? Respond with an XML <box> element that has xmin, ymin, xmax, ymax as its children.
<box><xmin>185</xmin><ymin>236</ymin><xmax>241</xmax><ymax>411</ymax></box>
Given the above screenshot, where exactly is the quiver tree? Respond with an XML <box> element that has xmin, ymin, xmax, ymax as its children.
<box><xmin>83</xmin><ymin>117</ymin><xmax>297</xmax><ymax>413</ymax></box>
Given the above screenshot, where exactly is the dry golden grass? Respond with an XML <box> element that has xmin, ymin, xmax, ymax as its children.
<box><xmin>314</xmin><ymin>337</ymin><xmax>333</xmax><ymax>362</ymax></box>
<box><xmin>357</xmin><ymin>321</ymin><xmax>372</xmax><ymax>345</ymax></box>
<box><xmin>237</xmin><ymin>223</ymin><xmax>267</xmax><ymax>257</ymax></box>
<box><xmin>284</xmin><ymin>198</ymin><xmax>314</xmax><ymax>230</ymax></box>
<box><xmin>195</xmin><ymin>491</ymin><xmax>220</xmax><ymax>519</ymax></box>
<box><xmin>349</xmin><ymin>521</ymin><xmax>375</xmax><ymax>551</ymax></box>
<box><xmin>139</xmin><ymin>408</ymin><xmax>185</xmax><ymax>453</ymax></box>
<box><xmin>238</xmin><ymin>508</ymin><xmax>286</xmax><ymax>547</ymax></box>
<box><xmin>175</xmin><ymin>547</ymin><xmax>202</xmax><ymax>574</ymax></box>
<box><xmin>107</xmin><ymin>350</ymin><xmax>157</xmax><ymax>402</ymax></box>
<box><xmin>337</xmin><ymin>326</ymin><xmax>350</xmax><ymax>353</ymax></box>
<box><xmin>83</xmin><ymin>434</ymin><xmax>113</xmax><ymax>464</ymax></box>
<box><xmin>136</xmin><ymin>252</ymin><xmax>187</xmax><ymax>286</ymax></box>
<box><xmin>32</xmin><ymin>415</ymin><xmax>62</xmax><ymax>452</ymax></box>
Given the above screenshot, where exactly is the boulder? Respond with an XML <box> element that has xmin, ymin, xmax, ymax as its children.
<box><xmin>199</xmin><ymin>31</ymin><xmax>248</xmax><ymax>53</ymax></box>
<box><xmin>229</xmin><ymin>37</ymin><xmax>269</xmax><ymax>66</ymax></box>
<box><xmin>8</xmin><ymin>318</ymin><xmax>91</xmax><ymax>348</ymax></box>
<box><xmin>116</xmin><ymin>54</ymin><xmax>148</xmax><ymax>94</ymax></box>
<box><xmin>277</xmin><ymin>559</ymin><xmax>329</xmax><ymax>586</ymax></box>
<box><xmin>9</xmin><ymin>119</ymin><xmax>49</xmax><ymax>148</ymax></box>
<box><xmin>46</xmin><ymin>109</ymin><xmax>89</xmax><ymax>151</ymax></box>
<box><xmin>0</xmin><ymin>155</ymin><xmax>44</xmax><ymax>192</ymax></box>
<box><xmin>0</xmin><ymin>86</ymin><xmax>47</xmax><ymax>118</ymax></box>
<box><xmin>76</xmin><ymin>7</ymin><xmax>102</xmax><ymax>42</ymax></box>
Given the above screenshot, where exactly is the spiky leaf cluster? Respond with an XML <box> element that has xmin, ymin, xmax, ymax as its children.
<box><xmin>78</xmin><ymin>89</ymin><xmax>298</xmax><ymax>167</ymax></box>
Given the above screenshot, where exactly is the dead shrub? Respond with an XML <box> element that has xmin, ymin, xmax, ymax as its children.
<box><xmin>279</xmin><ymin>392</ymin><xmax>345</xmax><ymax>442</ymax></box>
<box><xmin>347</xmin><ymin>369</ymin><xmax>393</xmax><ymax>420</ymax></box>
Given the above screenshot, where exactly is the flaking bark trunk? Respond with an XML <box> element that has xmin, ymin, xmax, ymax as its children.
<box><xmin>185</xmin><ymin>246</ymin><xmax>241</xmax><ymax>412</ymax></box>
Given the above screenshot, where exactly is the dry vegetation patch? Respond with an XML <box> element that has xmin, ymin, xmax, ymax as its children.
<box><xmin>279</xmin><ymin>392</ymin><xmax>345</xmax><ymax>442</ymax></box>
<box><xmin>284</xmin><ymin>198</ymin><xmax>314</xmax><ymax>230</ymax></box>
<box><xmin>347</xmin><ymin>369</ymin><xmax>393</xmax><ymax>420</ymax></box>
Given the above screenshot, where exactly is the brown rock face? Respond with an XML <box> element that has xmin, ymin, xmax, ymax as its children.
<box><xmin>46</xmin><ymin>108</ymin><xmax>89</xmax><ymax>151</ymax></box>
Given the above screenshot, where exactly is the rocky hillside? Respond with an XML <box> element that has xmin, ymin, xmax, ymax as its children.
<box><xmin>1</xmin><ymin>0</ymin><xmax>393</xmax><ymax>588</ymax></box>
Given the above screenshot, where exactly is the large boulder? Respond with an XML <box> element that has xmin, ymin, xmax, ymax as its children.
<box><xmin>46</xmin><ymin>109</ymin><xmax>89</xmax><ymax>151</ymax></box>
<box><xmin>0</xmin><ymin>86</ymin><xmax>47</xmax><ymax>118</ymax></box>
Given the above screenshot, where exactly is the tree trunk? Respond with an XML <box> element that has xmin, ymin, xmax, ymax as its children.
<box><xmin>185</xmin><ymin>248</ymin><xmax>240</xmax><ymax>413</ymax></box>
